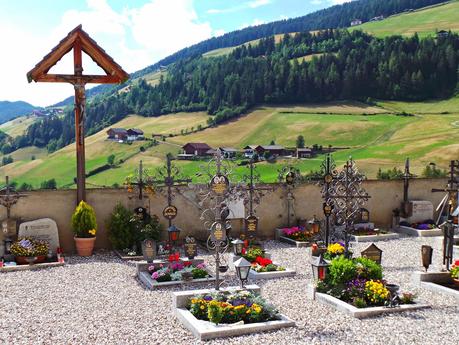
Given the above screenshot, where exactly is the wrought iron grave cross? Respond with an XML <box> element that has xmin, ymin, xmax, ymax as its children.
<box><xmin>0</xmin><ymin>176</ymin><xmax>27</xmax><ymax>219</ymax></box>
<box><xmin>277</xmin><ymin>165</ymin><xmax>302</xmax><ymax>227</ymax></box>
<box><xmin>125</xmin><ymin>160</ymin><xmax>154</xmax><ymax>200</ymax></box>
<box><xmin>431</xmin><ymin>160</ymin><xmax>459</xmax><ymax>223</ymax></box>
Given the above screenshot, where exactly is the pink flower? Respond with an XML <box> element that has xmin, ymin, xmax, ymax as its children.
<box><xmin>196</xmin><ymin>263</ymin><xmax>206</xmax><ymax>269</ymax></box>
<box><xmin>148</xmin><ymin>265</ymin><xmax>155</xmax><ymax>272</ymax></box>
<box><xmin>152</xmin><ymin>271</ymin><xmax>159</xmax><ymax>280</ymax></box>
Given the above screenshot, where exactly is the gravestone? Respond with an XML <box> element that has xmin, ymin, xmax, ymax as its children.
<box><xmin>405</xmin><ymin>200</ymin><xmax>434</xmax><ymax>223</ymax></box>
<box><xmin>360</xmin><ymin>243</ymin><xmax>382</xmax><ymax>265</ymax></box>
<box><xmin>18</xmin><ymin>218</ymin><xmax>60</xmax><ymax>254</ymax></box>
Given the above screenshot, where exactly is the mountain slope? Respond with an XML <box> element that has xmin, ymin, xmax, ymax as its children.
<box><xmin>0</xmin><ymin>101</ymin><xmax>38</xmax><ymax>124</ymax></box>
<box><xmin>354</xmin><ymin>0</ymin><xmax>459</xmax><ymax>37</ymax></box>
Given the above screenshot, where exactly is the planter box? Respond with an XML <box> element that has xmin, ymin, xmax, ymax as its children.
<box><xmin>274</xmin><ymin>228</ymin><xmax>310</xmax><ymax>248</ymax></box>
<box><xmin>0</xmin><ymin>260</ymin><xmax>65</xmax><ymax>273</ymax></box>
<box><xmin>394</xmin><ymin>225</ymin><xmax>443</xmax><ymax>237</ymax></box>
<box><xmin>248</xmin><ymin>266</ymin><xmax>296</xmax><ymax>280</ymax></box>
<box><xmin>308</xmin><ymin>283</ymin><xmax>429</xmax><ymax>319</ymax></box>
<box><xmin>172</xmin><ymin>285</ymin><xmax>295</xmax><ymax>340</ymax></box>
<box><xmin>351</xmin><ymin>232</ymin><xmax>399</xmax><ymax>243</ymax></box>
<box><xmin>412</xmin><ymin>271</ymin><xmax>459</xmax><ymax>300</ymax></box>
<box><xmin>114</xmin><ymin>250</ymin><xmax>144</xmax><ymax>261</ymax></box>
<box><xmin>136</xmin><ymin>258</ymin><xmax>216</xmax><ymax>289</ymax></box>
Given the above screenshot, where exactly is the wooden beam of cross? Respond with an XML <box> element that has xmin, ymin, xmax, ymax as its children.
<box><xmin>153</xmin><ymin>155</ymin><xmax>192</xmax><ymax>227</ymax></box>
<box><xmin>27</xmin><ymin>25</ymin><xmax>129</xmax><ymax>203</ymax></box>
<box><xmin>432</xmin><ymin>160</ymin><xmax>459</xmax><ymax>223</ymax></box>
<box><xmin>0</xmin><ymin>176</ymin><xmax>28</xmax><ymax>219</ymax></box>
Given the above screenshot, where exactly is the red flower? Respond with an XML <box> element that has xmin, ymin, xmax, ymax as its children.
<box><xmin>184</xmin><ymin>261</ymin><xmax>192</xmax><ymax>267</ymax></box>
<box><xmin>455</xmin><ymin>259</ymin><xmax>459</xmax><ymax>266</ymax></box>
<box><xmin>312</xmin><ymin>243</ymin><xmax>318</xmax><ymax>250</ymax></box>
<box><xmin>241</xmin><ymin>248</ymin><xmax>246</xmax><ymax>255</ymax></box>
<box><xmin>168</xmin><ymin>252</ymin><xmax>180</xmax><ymax>262</ymax></box>
<box><xmin>255</xmin><ymin>256</ymin><xmax>273</xmax><ymax>267</ymax></box>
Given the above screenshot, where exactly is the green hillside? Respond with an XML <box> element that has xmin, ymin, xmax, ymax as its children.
<box><xmin>354</xmin><ymin>0</ymin><xmax>459</xmax><ymax>37</ymax></box>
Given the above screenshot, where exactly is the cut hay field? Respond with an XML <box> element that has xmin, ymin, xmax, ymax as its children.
<box><xmin>0</xmin><ymin>115</ymin><xmax>38</xmax><ymax>137</ymax></box>
<box><xmin>353</xmin><ymin>0</ymin><xmax>459</xmax><ymax>38</ymax></box>
<box><xmin>3</xmin><ymin>98</ymin><xmax>459</xmax><ymax>187</ymax></box>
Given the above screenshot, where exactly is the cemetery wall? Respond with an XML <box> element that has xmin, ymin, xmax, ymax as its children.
<box><xmin>2</xmin><ymin>178</ymin><xmax>447</xmax><ymax>253</ymax></box>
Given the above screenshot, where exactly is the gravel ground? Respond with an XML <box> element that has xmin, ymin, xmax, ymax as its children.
<box><xmin>1</xmin><ymin>236</ymin><xmax>458</xmax><ymax>345</ymax></box>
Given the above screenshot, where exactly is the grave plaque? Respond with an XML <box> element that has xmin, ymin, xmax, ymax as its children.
<box><xmin>210</xmin><ymin>175</ymin><xmax>229</xmax><ymax>195</ymax></box>
<box><xmin>245</xmin><ymin>215</ymin><xmax>258</xmax><ymax>239</ymax></box>
<box><xmin>359</xmin><ymin>208</ymin><xmax>370</xmax><ymax>223</ymax></box>
<box><xmin>18</xmin><ymin>218</ymin><xmax>59</xmax><ymax>254</ymax></box>
<box><xmin>406</xmin><ymin>201</ymin><xmax>434</xmax><ymax>223</ymax></box>
<box><xmin>210</xmin><ymin>221</ymin><xmax>226</xmax><ymax>243</ymax></box>
<box><xmin>184</xmin><ymin>237</ymin><xmax>198</xmax><ymax>260</ymax></box>
<box><xmin>285</xmin><ymin>171</ymin><xmax>296</xmax><ymax>185</ymax></box>
<box><xmin>2</xmin><ymin>219</ymin><xmax>17</xmax><ymax>238</ymax></box>
<box><xmin>142</xmin><ymin>239</ymin><xmax>156</xmax><ymax>262</ymax></box>
<box><xmin>163</xmin><ymin>205</ymin><xmax>178</xmax><ymax>220</ymax></box>
<box><xmin>360</xmin><ymin>243</ymin><xmax>382</xmax><ymax>265</ymax></box>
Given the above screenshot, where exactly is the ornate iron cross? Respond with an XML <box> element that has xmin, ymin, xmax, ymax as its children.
<box><xmin>327</xmin><ymin>158</ymin><xmax>370</xmax><ymax>253</ymax></box>
<box><xmin>310</xmin><ymin>154</ymin><xmax>339</xmax><ymax>246</ymax></box>
<box><xmin>432</xmin><ymin>160</ymin><xmax>459</xmax><ymax>223</ymax></box>
<box><xmin>153</xmin><ymin>155</ymin><xmax>192</xmax><ymax>227</ymax></box>
<box><xmin>277</xmin><ymin>164</ymin><xmax>302</xmax><ymax>227</ymax></box>
<box><xmin>125</xmin><ymin>160</ymin><xmax>155</xmax><ymax>200</ymax></box>
<box><xmin>237</xmin><ymin>159</ymin><xmax>273</xmax><ymax>240</ymax></box>
<box><xmin>0</xmin><ymin>176</ymin><xmax>27</xmax><ymax>219</ymax></box>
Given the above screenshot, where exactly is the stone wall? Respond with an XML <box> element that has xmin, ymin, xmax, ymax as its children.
<box><xmin>0</xmin><ymin>178</ymin><xmax>448</xmax><ymax>253</ymax></box>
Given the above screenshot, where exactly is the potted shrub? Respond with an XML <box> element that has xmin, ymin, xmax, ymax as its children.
<box><xmin>71</xmin><ymin>201</ymin><xmax>97</xmax><ymax>256</ymax></box>
<box><xmin>10</xmin><ymin>237</ymin><xmax>49</xmax><ymax>264</ymax></box>
<box><xmin>451</xmin><ymin>260</ymin><xmax>459</xmax><ymax>287</ymax></box>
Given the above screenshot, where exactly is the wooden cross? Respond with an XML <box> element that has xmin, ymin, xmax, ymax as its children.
<box><xmin>432</xmin><ymin>160</ymin><xmax>459</xmax><ymax>222</ymax></box>
<box><xmin>27</xmin><ymin>25</ymin><xmax>128</xmax><ymax>203</ymax></box>
<box><xmin>153</xmin><ymin>155</ymin><xmax>192</xmax><ymax>227</ymax></box>
<box><xmin>0</xmin><ymin>176</ymin><xmax>27</xmax><ymax>219</ymax></box>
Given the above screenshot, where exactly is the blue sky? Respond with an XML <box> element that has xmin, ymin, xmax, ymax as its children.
<box><xmin>0</xmin><ymin>0</ymin><xmax>348</xmax><ymax>106</ymax></box>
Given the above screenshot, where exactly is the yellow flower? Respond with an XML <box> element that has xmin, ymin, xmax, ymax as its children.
<box><xmin>88</xmin><ymin>229</ymin><xmax>96</xmax><ymax>236</ymax></box>
<box><xmin>200</xmin><ymin>305</ymin><xmax>205</xmax><ymax>310</ymax></box>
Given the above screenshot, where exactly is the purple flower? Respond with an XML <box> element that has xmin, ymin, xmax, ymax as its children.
<box><xmin>203</xmin><ymin>295</ymin><xmax>213</xmax><ymax>301</ymax></box>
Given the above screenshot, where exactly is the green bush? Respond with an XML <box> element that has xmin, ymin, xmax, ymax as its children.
<box><xmin>328</xmin><ymin>256</ymin><xmax>357</xmax><ymax>286</ymax></box>
<box><xmin>71</xmin><ymin>201</ymin><xmax>97</xmax><ymax>238</ymax></box>
<box><xmin>107</xmin><ymin>203</ymin><xmax>135</xmax><ymax>250</ymax></box>
<box><xmin>242</xmin><ymin>247</ymin><xmax>264</xmax><ymax>262</ymax></box>
<box><xmin>354</xmin><ymin>257</ymin><xmax>383</xmax><ymax>280</ymax></box>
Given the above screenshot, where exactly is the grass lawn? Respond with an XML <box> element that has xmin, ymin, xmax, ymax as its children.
<box><xmin>353</xmin><ymin>1</ymin><xmax>459</xmax><ymax>38</ymax></box>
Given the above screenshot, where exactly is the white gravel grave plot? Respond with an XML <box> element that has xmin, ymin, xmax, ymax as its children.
<box><xmin>0</xmin><ymin>239</ymin><xmax>458</xmax><ymax>345</ymax></box>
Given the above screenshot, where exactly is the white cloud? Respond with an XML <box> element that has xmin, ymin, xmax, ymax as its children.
<box><xmin>214</xmin><ymin>29</ymin><xmax>226</xmax><ymax>37</ymax></box>
<box><xmin>1</xmin><ymin>0</ymin><xmax>213</xmax><ymax>106</ymax></box>
<box><xmin>330</xmin><ymin>0</ymin><xmax>352</xmax><ymax>4</ymax></box>
<box><xmin>248</xmin><ymin>0</ymin><xmax>271</xmax><ymax>9</ymax></box>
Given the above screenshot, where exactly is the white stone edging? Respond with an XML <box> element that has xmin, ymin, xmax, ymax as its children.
<box><xmin>394</xmin><ymin>226</ymin><xmax>443</xmax><ymax>237</ymax></box>
<box><xmin>351</xmin><ymin>232</ymin><xmax>399</xmax><ymax>243</ymax></box>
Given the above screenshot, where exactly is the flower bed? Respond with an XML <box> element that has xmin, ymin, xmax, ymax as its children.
<box><xmin>241</xmin><ymin>247</ymin><xmax>296</xmax><ymax>279</ymax></box>
<box><xmin>396</xmin><ymin>220</ymin><xmax>442</xmax><ymax>237</ymax></box>
<box><xmin>412</xmin><ymin>263</ymin><xmax>459</xmax><ymax>299</ymax></box>
<box><xmin>314</xmin><ymin>250</ymin><xmax>422</xmax><ymax>313</ymax></box>
<box><xmin>274</xmin><ymin>227</ymin><xmax>311</xmax><ymax>247</ymax></box>
<box><xmin>137</xmin><ymin>257</ymin><xmax>215</xmax><ymax>289</ymax></box>
<box><xmin>172</xmin><ymin>286</ymin><xmax>295</xmax><ymax>340</ymax></box>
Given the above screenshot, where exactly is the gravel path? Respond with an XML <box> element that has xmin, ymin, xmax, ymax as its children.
<box><xmin>1</xmin><ymin>236</ymin><xmax>458</xmax><ymax>345</ymax></box>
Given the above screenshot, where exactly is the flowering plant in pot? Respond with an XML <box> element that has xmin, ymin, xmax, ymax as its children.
<box><xmin>71</xmin><ymin>201</ymin><xmax>97</xmax><ymax>256</ymax></box>
<box><xmin>10</xmin><ymin>237</ymin><xmax>49</xmax><ymax>264</ymax></box>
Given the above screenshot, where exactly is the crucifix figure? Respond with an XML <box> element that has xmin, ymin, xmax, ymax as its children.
<box><xmin>238</xmin><ymin>159</ymin><xmax>273</xmax><ymax>241</ymax></box>
<box><xmin>125</xmin><ymin>160</ymin><xmax>155</xmax><ymax>200</ymax></box>
<box><xmin>310</xmin><ymin>154</ymin><xmax>338</xmax><ymax>246</ymax></box>
<box><xmin>153</xmin><ymin>155</ymin><xmax>192</xmax><ymax>228</ymax></box>
<box><xmin>328</xmin><ymin>158</ymin><xmax>370</xmax><ymax>254</ymax></box>
<box><xmin>27</xmin><ymin>25</ymin><xmax>129</xmax><ymax>203</ymax></box>
<box><xmin>401</xmin><ymin>158</ymin><xmax>416</xmax><ymax>217</ymax></box>
<box><xmin>277</xmin><ymin>165</ymin><xmax>301</xmax><ymax>227</ymax></box>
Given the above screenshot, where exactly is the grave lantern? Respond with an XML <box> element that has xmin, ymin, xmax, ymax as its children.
<box><xmin>232</xmin><ymin>239</ymin><xmax>245</xmax><ymax>256</ymax></box>
<box><xmin>234</xmin><ymin>257</ymin><xmax>252</xmax><ymax>289</ymax></box>
<box><xmin>168</xmin><ymin>225</ymin><xmax>181</xmax><ymax>244</ymax></box>
<box><xmin>311</xmin><ymin>254</ymin><xmax>329</xmax><ymax>281</ymax></box>
<box><xmin>421</xmin><ymin>245</ymin><xmax>433</xmax><ymax>272</ymax></box>
<box><xmin>308</xmin><ymin>215</ymin><xmax>321</xmax><ymax>234</ymax></box>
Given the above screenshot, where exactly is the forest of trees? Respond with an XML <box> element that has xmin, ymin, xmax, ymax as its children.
<box><xmin>55</xmin><ymin>0</ymin><xmax>447</xmax><ymax>107</ymax></box>
<box><xmin>7</xmin><ymin>28</ymin><xmax>457</xmax><ymax>154</ymax></box>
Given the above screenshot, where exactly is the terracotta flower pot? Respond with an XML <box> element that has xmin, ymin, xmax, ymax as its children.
<box><xmin>74</xmin><ymin>237</ymin><xmax>96</xmax><ymax>256</ymax></box>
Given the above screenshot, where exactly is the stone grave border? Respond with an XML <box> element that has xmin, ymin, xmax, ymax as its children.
<box><xmin>307</xmin><ymin>283</ymin><xmax>430</xmax><ymax>318</ymax></box>
<box><xmin>172</xmin><ymin>285</ymin><xmax>295</xmax><ymax>340</ymax></box>
<box><xmin>274</xmin><ymin>228</ymin><xmax>310</xmax><ymax>248</ymax></box>
<box><xmin>0</xmin><ymin>261</ymin><xmax>65</xmax><ymax>273</ymax></box>
<box><xmin>136</xmin><ymin>258</ymin><xmax>216</xmax><ymax>289</ymax></box>
<box><xmin>248</xmin><ymin>267</ymin><xmax>296</xmax><ymax>279</ymax></box>
<box><xmin>351</xmin><ymin>232</ymin><xmax>400</xmax><ymax>243</ymax></box>
<box><xmin>114</xmin><ymin>250</ymin><xmax>144</xmax><ymax>261</ymax></box>
<box><xmin>394</xmin><ymin>225</ymin><xmax>443</xmax><ymax>237</ymax></box>
<box><xmin>412</xmin><ymin>271</ymin><xmax>459</xmax><ymax>300</ymax></box>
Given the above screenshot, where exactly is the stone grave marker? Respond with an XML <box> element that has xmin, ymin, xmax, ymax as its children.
<box><xmin>18</xmin><ymin>218</ymin><xmax>60</xmax><ymax>254</ymax></box>
<box><xmin>360</xmin><ymin>243</ymin><xmax>382</xmax><ymax>264</ymax></box>
<box><xmin>405</xmin><ymin>200</ymin><xmax>434</xmax><ymax>223</ymax></box>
